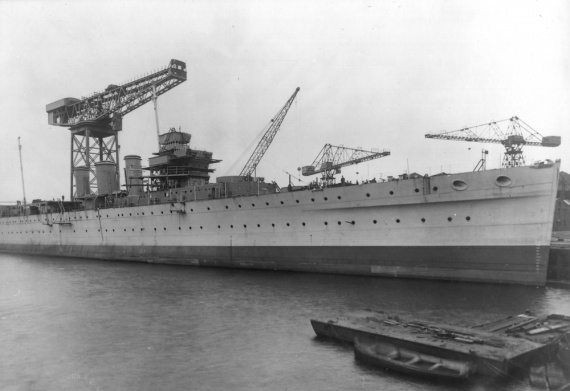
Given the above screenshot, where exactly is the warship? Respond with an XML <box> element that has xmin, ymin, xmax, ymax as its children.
<box><xmin>0</xmin><ymin>60</ymin><xmax>562</xmax><ymax>286</ymax></box>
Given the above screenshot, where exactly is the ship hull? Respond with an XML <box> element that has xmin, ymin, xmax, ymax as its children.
<box><xmin>0</xmin><ymin>243</ymin><xmax>550</xmax><ymax>285</ymax></box>
<box><xmin>0</xmin><ymin>163</ymin><xmax>560</xmax><ymax>285</ymax></box>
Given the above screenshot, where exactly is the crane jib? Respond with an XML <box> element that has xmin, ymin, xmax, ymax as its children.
<box><xmin>46</xmin><ymin>59</ymin><xmax>187</xmax><ymax>127</ymax></box>
<box><xmin>239</xmin><ymin>87</ymin><xmax>301</xmax><ymax>177</ymax></box>
<box><xmin>423</xmin><ymin>116</ymin><xmax>561</xmax><ymax>168</ymax></box>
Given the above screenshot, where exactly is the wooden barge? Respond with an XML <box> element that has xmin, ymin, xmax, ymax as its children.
<box><xmin>310</xmin><ymin>309</ymin><xmax>550</xmax><ymax>377</ymax></box>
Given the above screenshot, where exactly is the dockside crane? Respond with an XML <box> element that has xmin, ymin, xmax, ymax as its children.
<box><xmin>46</xmin><ymin>59</ymin><xmax>187</xmax><ymax>198</ymax></box>
<box><xmin>425</xmin><ymin>116</ymin><xmax>561</xmax><ymax>168</ymax></box>
<box><xmin>239</xmin><ymin>87</ymin><xmax>300</xmax><ymax>177</ymax></box>
<box><xmin>301</xmin><ymin>144</ymin><xmax>390</xmax><ymax>185</ymax></box>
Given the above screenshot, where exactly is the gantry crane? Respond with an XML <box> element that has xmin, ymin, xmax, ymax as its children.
<box><xmin>239</xmin><ymin>87</ymin><xmax>300</xmax><ymax>177</ymax></box>
<box><xmin>46</xmin><ymin>59</ymin><xmax>187</xmax><ymax>198</ymax></box>
<box><xmin>425</xmin><ymin>116</ymin><xmax>561</xmax><ymax>168</ymax></box>
<box><xmin>301</xmin><ymin>144</ymin><xmax>390</xmax><ymax>185</ymax></box>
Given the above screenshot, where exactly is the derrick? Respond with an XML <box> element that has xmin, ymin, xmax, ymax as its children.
<box><xmin>301</xmin><ymin>144</ymin><xmax>390</xmax><ymax>185</ymax></box>
<box><xmin>425</xmin><ymin>116</ymin><xmax>560</xmax><ymax>168</ymax></box>
<box><xmin>239</xmin><ymin>87</ymin><xmax>300</xmax><ymax>177</ymax></box>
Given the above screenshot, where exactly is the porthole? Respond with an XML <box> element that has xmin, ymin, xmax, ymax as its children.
<box><xmin>239</xmin><ymin>205</ymin><xmax>242</xmax><ymax>208</ymax></box>
<box><xmin>337</xmin><ymin>221</ymin><xmax>341</xmax><ymax>225</ymax></box>
<box><xmin>373</xmin><ymin>220</ymin><xmax>377</xmax><ymax>224</ymax></box>
<box><xmin>396</xmin><ymin>219</ymin><xmax>400</xmax><ymax>223</ymax></box>
<box><xmin>311</xmin><ymin>198</ymin><xmax>315</xmax><ymax>202</ymax></box>
<box><xmin>366</xmin><ymin>193</ymin><xmax>370</xmax><ymax>197</ymax></box>
<box><xmin>280</xmin><ymin>201</ymin><xmax>284</xmax><ymax>205</ymax></box>
<box><xmin>324</xmin><ymin>222</ymin><xmax>328</xmax><ymax>225</ymax></box>
<box><xmin>433</xmin><ymin>186</ymin><xmax>438</xmax><ymax>191</ymax></box>
<box><xmin>286</xmin><ymin>223</ymin><xmax>290</xmax><ymax>226</ymax></box>
<box><xmin>257</xmin><ymin>224</ymin><xmax>260</xmax><ymax>227</ymax></box>
<box><xmin>452</xmin><ymin>180</ymin><xmax>468</xmax><ymax>191</ymax></box>
<box><xmin>296</xmin><ymin>200</ymin><xmax>299</xmax><ymax>203</ymax></box>
<box><xmin>151</xmin><ymin>212</ymin><xmax>154</xmax><ymax>215</ymax></box>
<box><xmin>207</xmin><ymin>207</ymin><xmax>210</xmax><ymax>210</ymax></box>
<box><xmin>466</xmin><ymin>216</ymin><xmax>471</xmax><ymax>221</ymax></box>
<box><xmin>324</xmin><ymin>197</ymin><xmax>328</xmax><ymax>201</ymax></box>
<box><xmin>252</xmin><ymin>204</ymin><xmax>255</xmax><ymax>207</ymax></box>
<box><xmin>244</xmin><ymin>224</ymin><xmax>247</xmax><ymax>228</ymax></box>
<box><xmin>218</xmin><ymin>225</ymin><xmax>221</xmax><ymax>229</ymax></box>
<box><xmin>415</xmin><ymin>189</ymin><xmax>419</xmax><ymax>193</ymax></box>
<box><xmin>302</xmin><ymin>222</ymin><xmax>306</xmax><ymax>226</ymax></box>
<box><xmin>338</xmin><ymin>196</ymin><xmax>341</xmax><ymax>200</ymax></box>
<box><xmin>421</xmin><ymin>218</ymin><xmax>426</xmax><ymax>223</ymax></box>
<box><xmin>200</xmin><ymin>226</ymin><xmax>203</xmax><ymax>229</ymax></box>
<box><xmin>266</xmin><ymin>202</ymin><xmax>269</xmax><ymax>206</ymax></box>
<box><xmin>447</xmin><ymin>217</ymin><xmax>452</xmax><ymax>222</ymax></box>
<box><xmin>154</xmin><ymin>228</ymin><xmax>156</xmax><ymax>231</ymax></box>
<box><xmin>161</xmin><ymin>211</ymin><xmax>164</xmax><ymax>214</ymax></box>
<box><xmin>272</xmin><ymin>223</ymin><xmax>275</xmax><ymax>227</ymax></box>
<box><xmin>495</xmin><ymin>175</ymin><xmax>513</xmax><ymax>187</ymax></box>
<box><xmin>389</xmin><ymin>191</ymin><xmax>394</xmax><ymax>195</ymax></box>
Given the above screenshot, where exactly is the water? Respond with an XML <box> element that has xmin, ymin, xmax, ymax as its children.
<box><xmin>1</xmin><ymin>253</ymin><xmax>569</xmax><ymax>391</ymax></box>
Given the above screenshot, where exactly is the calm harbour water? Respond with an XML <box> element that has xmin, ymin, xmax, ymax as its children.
<box><xmin>1</xmin><ymin>253</ymin><xmax>569</xmax><ymax>391</ymax></box>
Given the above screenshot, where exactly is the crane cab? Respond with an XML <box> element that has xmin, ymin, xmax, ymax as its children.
<box><xmin>542</xmin><ymin>136</ymin><xmax>561</xmax><ymax>147</ymax></box>
<box><xmin>46</xmin><ymin>97</ymin><xmax>80</xmax><ymax>126</ymax></box>
<box><xmin>168</xmin><ymin>59</ymin><xmax>187</xmax><ymax>80</ymax></box>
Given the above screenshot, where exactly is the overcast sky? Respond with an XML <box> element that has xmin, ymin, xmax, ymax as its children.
<box><xmin>0</xmin><ymin>0</ymin><xmax>568</xmax><ymax>202</ymax></box>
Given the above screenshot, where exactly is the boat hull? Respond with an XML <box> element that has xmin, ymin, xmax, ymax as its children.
<box><xmin>0</xmin><ymin>243</ymin><xmax>551</xmax><ymax>285</ymax></box>
<box><xmin>354</xmin><ymin>337</ymin><xmax>471</xmax><ymax>380</ymax></box>
<box><xmin>0</xmin><ymin>163</ymin><xmax>560</xmax><ymax>285</ymax></box>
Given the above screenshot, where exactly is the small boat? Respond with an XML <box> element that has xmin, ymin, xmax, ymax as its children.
<box><xmin>529</xmin><ymin>362</ymin><xmax>568</xmax><ymax>390</ymax></box>
<box><xmin>558</xmin><ymin>339</ymin><xmax>570</xmax><ymax>372</ymax></box>
<box><xmin>354</xmin><ymin>337</ymin><xmax>471</xmax><ymax>380</ymax></box>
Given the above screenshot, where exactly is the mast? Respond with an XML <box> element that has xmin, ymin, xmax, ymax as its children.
<box><xmin>152</xmin><ymin>84</ymin><xmax>161</xmax><ymax>151</ymax></box>
<box><xmin>17</xmin><ymin>137</ymin><xmax>27</xmax><ymax>207</ymax></box>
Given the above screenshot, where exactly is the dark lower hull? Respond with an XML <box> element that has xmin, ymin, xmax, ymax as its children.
<box><xmin>0</xmin><ymin>243</ymin><xmax>550</xmax><ymax>285</ymax></box>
